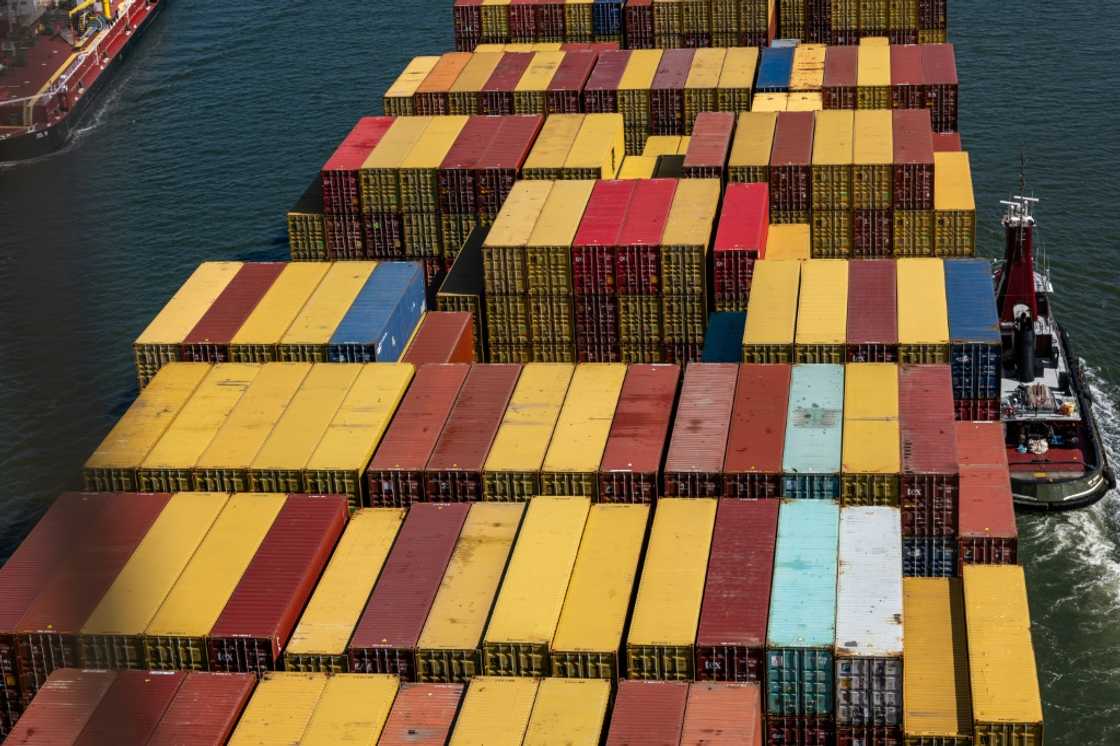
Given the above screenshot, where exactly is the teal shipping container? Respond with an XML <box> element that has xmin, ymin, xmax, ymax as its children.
<box><xmin>781</xmin><ymin>364</ymin><xmax>845</xmax><ymax>499</ymax></box>
<box><xmin>766</xmin><ymin>499</ymin><xmax>839</xmax><ymax>717</ymax></box>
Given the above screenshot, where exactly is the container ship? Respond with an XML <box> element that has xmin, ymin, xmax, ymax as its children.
<box><xmin>0</xmin><ymin>0</ymin><xmax>165</xmax><ymax>162</ymax></box>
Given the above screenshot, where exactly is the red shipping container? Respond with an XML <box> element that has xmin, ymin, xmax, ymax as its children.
<box><xmin>682</xmin><ymin>111</ymin><xmax>735</xmax><ymax>179</ymax></box>
<box><xmin>664</xmin><ymin>364</ymin><xmax>738</xmax><ymax>497</ymax></box>
<box><xmin>837</xmin><ymin>724</ymin><xmax>902</xmax><ymax>746</ymax></box>
<box><xmin>440</xmin><ymin>116</ymin><xmax>503</xmax><ymax>217</ymax></box>
<box><xmin>574</xmin><ymin>294</ymin><xmax>621</xmax><ymax>362</ymax></box>
<box><xmin>696</xmin><ymin>500</ymin><xmax>778</xmax><ymax>683</ymax></box>
<box><xmin>822</xmin><ymin>46</ymin><xmax>858</xmax><ymax>109</ymax></box>
<box><xmin>367</xmin><ymin>364</ymin><xmax>470</xmax><ymax>506</ymax></box>
<box><xmin>606</xmin><ymin>680</ymin><xmax>689</xmax><ymax>745</ymax></box>
<box><xmin>180</xmin><ymin>263</ymin><xmax>285</xmax><ymax>363</ymax></box>
<box><xmin>931</xmin><ymin>132</ymin><xmax>962</xmax><ymax>152</ymax></box>
<box><xmin>767</xmin><ymin>715</ymin><xmax>834</xmax><ymax>746</ymax></box>
<box><xmin>769</xmin><ymin>112</ymin><xmax>815</xmax><ymax>216</ymax></box>
<box><xmin>900</xmin><ymin>365</ymin><xmax>960</xmax><ymax>537</ymax></box>
<box><xmin>15</xmin><ymin>493</ymin><xmax>169</xmax><ymax>701</ymax></box>
<box><xmin>624</xmin><ymin>0</ymin><xmax>654</xmax><ymax>49</ymax></box>
<box><xmin>723</xmin><ymin>364</ymin><xmax>791</xmax><ymax>498</ymax></box>
<box><xmin>615</xmin><ymin>178</ymin><xmax>677</xmax><ymax>294</ymax></box>
<box><xmin>661</xmin><ymin>340</ymin><xmax>703</xmax><ymax>365</ymax></box>
<box><xmin>403</xmin><ymin>313</ymin><xmax>476</xmax><ymax>365</ymax></box>
<box><xmin>4</xmin><ymin>669</ymin><xmax>115</xmax><ymax>744</ymax></box>
<box><xmin>325</xmin><ymin>213</ymin><xmax>367</xmax><ymax>260</ymax></box>
<box><xmin>348</xmin><ymin>504</ymin><xmax>469</xmax><ymax>679</ymax></box>
<box><xmin>321</xmin><ymin>117</ymin><xmax>395</xmax><ymax>214</ymax></box>
<box><xmin>536</xmin><ymin>1</ymin><xmax>567</xmax><ymax>43</ymax></box>
<box><xmin>890</xmin><ymin>45</ymin><xmax>926</xmax><ymax>110</ymax></box>
<box><xmin>891</xmin><ymin>109</ymin><xmax>935</xmax><ymax>210</ymax></box>
<box><xmin>146</xmin><ymin>672</ymin><xmax>256</xmax><ymax>746</ymax></box>
<box><xmin>562</xmin><ymin>42</ymin><xmax>621</xmax><ymax>53</ymax></box>
<box><xmin>573</xmin><ymin>180</ymin><xmax>637</xmax><ymax>295</ymax></box>
<box><xmin>955</xmin><ymin>398</ymin><xmax>999</xmax><ymax>422</ymax></box>
<box><xmin>207</xmin><ymin>495</ymin><xmax>347</xmax><ymax>673</ymax></box>
<box><xmin>713</xmin><ymin>183</ymin><xmax>769</xmax><ymax>311</ymax></box>
<box><xmin>955</xmin><ymin>422</ymin><xmax>1017</xmax><ymax>571</ymax></box>
<box><xmin>425</xmin><ymin>364</ymin><xmax>522</xmax><ymax>500</ymax></box>
<box><xmin>598</xmin><ymin>364</ymin><xmax>681</xmax><ymax>502</ymax></box>
<box><xmin>955</xmin><ymin>421</ymin><xmax>1007</xmax><ymax>470</ymax></box>
<box><xmin>547</xmin><ymin>50</ymin><xmax>598</xmax><ymax>113</ymax></box>
<box><xmin>922</xmin><ymin>44</ymin><xmax>959</xmax><ymax>132</ymax></box>
<box><xmin>379</xmin><ymin>683</ymin><xmax>464</xmax><ymax>746</ymax></box>
<box><xmin>475</xmin><ymin>114</ymin><xmax>546</xmax><ymax>220</ymax></box>
<box><xmin>583</xmin><ymin>50</ymin><xmax>631</xmax><ymax>112</ymax></box>
<box><xmin>74</xmin><ymin>669</ymin><xmax>186</xmax><ymax>745</ymax></box>
<box><xmin>846</xmin><ymin>259</ymin><xmax>898</xmax><ymax>361</ymax></box>
<box><xmin>650</xmin><ymin>49</ymin><xmax>694</xmax><ymax>137</ymax></box>
<box><xmin>852</xmin><ymin>208</ymin><xmax>894</xmax><ymax>258</ymax></box>
<box><xmin>681</xmin><ymin>682</ymin><xmax>764</xmax><ymax>744</ymax></box>
<box><xmin>365</xmin><ymin>211</ymin><xmax>406</xmax><ymax>258</ymax></box>
<box><xmin>454</xmin><ymin>0</ymin><xmax>483</xmax><ymax>51</ymax></box>
<box><xmin>509</xmin><ymin>0</ymin><xmax>538</xmax><ymax>42</ymax></box>
<box><xmin>481</xmin><ymin>52</ymin><xmax>535</xmax><ymax>115</ymax></box>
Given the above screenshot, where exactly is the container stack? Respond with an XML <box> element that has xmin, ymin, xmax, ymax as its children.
<box><xmin>955</xmin><ymin>421</ymin><xmax>1018</xmax><ymax>573</ymax></box>
<box><xmin>321</xmin><ymin>117</ymin><xmax>397</xmax><ymax>260</ymax></box>
<box><xmin>713</xmin><ymin>182</ymin><xmax>769</xmax><ymax>311</ymax></box>
<box><xmin>782</xmin><ymin>1</ymin><xmax>948</xmax><ymax>44</ymax></box>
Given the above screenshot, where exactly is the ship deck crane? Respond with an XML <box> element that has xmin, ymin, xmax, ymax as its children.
<box><xmin>68</xmin><ymin>0</ymin><xmax>113</xmax><ymax>35</ymax></box>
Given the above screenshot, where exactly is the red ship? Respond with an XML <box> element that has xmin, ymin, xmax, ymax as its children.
<box><xmin>0</xmin><ymin>0</ymin><xmax>165</xmax><ymax>162</ymax></box>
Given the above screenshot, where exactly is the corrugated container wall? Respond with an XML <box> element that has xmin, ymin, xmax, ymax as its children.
<box><xmin>598</xmin><ymin>364</ymin><xmax>680</xmax><ymax>502</ymax></box>
<box><xmin>605</xmin><ymin>680</ymin><xmax>689</xmax><ymax>745</ymax></box>
<box><xmin>782</xmin><ymin>364</ymin><xmax>845</xmax><ymax>499</ymax></box>
<box><xmin>663</xmin><ymin>364</ymin><xmax>738</xmax><ymax>497</ymax></box>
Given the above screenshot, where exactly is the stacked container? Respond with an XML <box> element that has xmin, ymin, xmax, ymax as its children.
<box><xmin>781</xmin><ymin>364</ymin><xmax>845</xmax><ymax>498</ymax></box>
<box><xmin>810</xmin><ymin>109</ymin><xmax>854</xmax><ymax>256</ymax></box>
<box><xmin>728</xmin><ymin>111</ymin><xmax>776</xmax><ymax>183</ymax></box>
<box><xmin>663</xmin><ymin>364</ymin><xmax>737</xmax><ymax>497</ymax></box>
<box><xmin>841</xmin><ymin>363</ymin><xmax>901</xmax><ymax>505</ymax></box>
<box><xmin>845</xmin><ymin>259</ymin><xmax>897</xmax><ymax>362</ymax></box>
<box><xmin>852</xmin><ymin>109</ymin><xmax>893</xmax><ymax>256</ymax></box>
<box><xmin>794</xmin><ymin>259</ymin><xmax>848</xmax><ymax>363</ymax></box>
<box><xmin>681</xmin><ymin>110</ymin><xmax>734</xmax><ymax>178</ymax></box>
<box><xmin>956</xmin><ymin>422</ymin><xmax>1018</xmax><ymax>572</ymax></box>
<box><xmin>321</xmin><ymin>117</ymin><xmax>397</xmax><ymax>259</ymax></box>
<box><xmin>287</xmin><ymin>178</ymin><xmax>327</xmax><ymax>261</ymax></box>
<box><xmin>540</xmin><ymin>363</ymin><xmax>626</xmax><ymax>496</ymax></box>
<box><xmin>713</xmin><ymin>183</ymin><xmax>768</xmax><ymax>312</ymax></box>
<box><xmin>723</xmin><ymin>364</ymin><xmax>791</xmax><ymax>497</ymax></box>
<box><xmin>769</xmin><ymin>111</ymin><xmax>815</xmax><ymax>223</ymax></box>
<box><xmin>944</xmin><ymin>258</ymin><xmax>1001</xmax><ymax>417</ymax></box>
<box><xmin>661</xmin><ymin>179</ymin><xmax>720</xmax><ymax>361</ymax></box>
<box><xmin>897</xmin><ymin>257</ymin><xmax>949</xmax><ymax>364</ymax></box>
<box><xmin>597</xmin><ymin>363</ymin><xmax>680</xmax><ymax>502</ymax></box>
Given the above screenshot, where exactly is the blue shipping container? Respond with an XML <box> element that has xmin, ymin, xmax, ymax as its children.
<box><xmin>592</xmin><ymin>0</ymin><xmax>623</xmax><ymax>37</ymax></box>
<box><xmin>944</xmin><ymin>259</ymin><xmax>1002</xmax><ymax>401</ymax></box>
<box><xmin>702</xmin><ymin>312</ymin><xmax>747</xmax><ymax>363</ymax></box>
<box><xmin>327</xmin><ymin>261</ymin><xmax>425</xmax><ymax>363</ymax></box>
<box><xmin>902</xmin><ymin>536</ymin><xmax>957</xmax><ymax>578</ymax></box>
<box><xmin>767</xmin><ymin>499</ymin><xmax>839</xmax><ymax>716</ymax></box>
<box><xmin>781</xmin><ymin>364</ymin><xmax>844</xmax><ymax>499</ymax></box>
<box><xmin>756</xmin><ymin>46</ymin><xmax>795</xmax><ymax>92</ymax></box>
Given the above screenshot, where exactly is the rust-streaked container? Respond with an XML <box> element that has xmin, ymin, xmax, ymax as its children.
<box><xmin>3</xmin><ymin>669</ymin><xmax>116</xmax><ymax>745</ymax></box>
<box><xmin>379</xmin><ymin>682</ymin><xmax>465</xmax><ymax>746</ymax></box>
<box><xmin>892</xmin><ymin>108</ymin><xmax>934</xmax><ymax>210</ymax></box>
<box><xmin>425</xmin><ymin>364</ymin><xmax>523</xmax><ymax>500</ymax></box>
<box><xmin>723</xmin><ymin>364</ymin><xmax>792</xmax><ymax>499</ymax></box>
<box><xmin>598</xmin><ymin>364</ymin><xmax>680</xmax><ymax>502</ymax></box>
<box><xmin>769</xmin><ymin>111</ymin><xmax>816</xmax><ymax>221</ymax></box>
<box><xmin>696</xmin><ymin>500</ymin><xmax>779</xmax><ymax>683</ymax></box>
<box><xmin>207</xmin><ymin>495</ymin><xmax>347</xmax><ymax>674</ymax></box>
<box><xmin>179</xmin><ymin>264</ymin><xmax>286</xmax><ymax>363</ymax></box>
<box><xmin>72</xmin><ymin>669</ymin><xmax>186</xmax><ymax>744</ymax></box>
<box><xmin>681</xmin><ymin>682</ymin><xmax>764</xmax><ymax>744</ymax></box>
<box><xmin>403</xmin><ymin>312</ymin><xmax>476</xmax><ymax>364</ymax></box>
<box><xmin>146</xmin><ymin>671</ymin><xmax>257</xmax><ymax>746</ymax></box>
<box><xmin>348</xmin><ymin>503</ymin><xmax>470</xmax><ymax>680</ymax></box>
<box><xmin>822</xmin><ymin>46</ymin><xmax>858</xmax><ymax>109</ymax></box>
<box><xmin>846</xmin><ymin>259</ymin><xmax>897</xmax><ymax>362</ymax></box>
<box><xmin>664</xmin><ymin>363</ymin><xmax>738</xmax><ymax>497</ymax></box>
<box><xmin>899</xmin><ymin>365</ymin><xmax>959</xmax><ymax>537</ymax></box>
<box><xmin>955</xmin><ymin>422</ymin><xmax>1017</xmax><ymax>571</ymax></box>
<box><xmin>367</xmin><ymin>364</ymin><xmax>470</xmax><ymax>506</ymax></box>
<box><xmin>440</xmin><ymin>116</ymin><xmax>503</xmax><ymax>220</ymax></box>
<box><xmin>605</xmin><ymin>680</ymin><xmax>689</xmax><ymax>744</ymax></box>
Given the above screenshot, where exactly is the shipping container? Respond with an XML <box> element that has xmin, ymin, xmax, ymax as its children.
<box><xmin>144</xmin><ymin>494</ymin><xmax>287</xmax><ymax>671</ymax></box>
<box><xmin>822</xmin><ymin>45</ymin><xmax>858</xmax><ymax>109</ymax></box>
<box><xmin>791</xmin><ymin>44</ymin><xmax>827</xmax><ymax>91</ymax></box>
<box><xmin>474</xmin><ymin>115</ymin><xmax>547</xmax><ymax>221</ymax></box>
<box><xmin>552</xmin><ymin>504</ymin><xmax>648</xmax><ymax>679</ymax></box>
<box><xmin>384</xmin><ymin>56</ymin><xmax>441</xmax><ymax>116</ymax></box>
<box><xmin>360</xmin><ymin>117</ymin><xmax>435</xmax><ymax>222</ymax></box>
<box><xmin>400</xmin><ymin>116</ymin><xmax>471</xmax><ymax>219</ymax></box>
<box><xmin>284</xmin><ymin>509</ymin><xmax>405</xmax><ymax>673</ymax></box>
<box><xmin>484</xmin><ymin>180</ymin><xmax>554</xmax><ymax>297</ymax></box>
<box><xmin>661</xmin><ymin>364</ymin><xmax>735</xmax><ymax>496</ymax></box>
<box><xmin>624</xmin><ymin>0</ymin><xmax>654</xmax><ymax>48</ymax></box>
<box><xmin>322</xmin><ymin>117</ymin><xmax>397</xmax><ymax>214</ymax></box>
<box><xmin>835</xmin><ymin>507</ymin><xmax>904</xmax><ymax>728</ymax></box>
<box><xmin>934</xmin><ymin>152</ymin><xmax>976</xmax><ymax>256</ymax></box>
<box><xmin>144</xmin><ymin>671</ymin><xmax>257</xmax><ymax>746</ymax></box>
<box><xmin>513</xmin><ymin>52</ymin><xmax>565</xmax><ymax>113</ymax></box>
<box><xmin>811</xmin><ymin>110</ymin><xmax>854</xmax><ymax>234</ymax></box>
<box><xmin>627</xmin><ymin>498</ymin><xmax>717</xmax><ymax>680</ymax></box>
<box><xmin>695</xmin><ymin>500</ymin><xmax>779</xmax><ymax>684</ymax></box>
<box><xmin>757</xmin><ymin>46</ymin><xmax>794</xmax><ymax>92</ymax></box>
<box><xmin>524</xmin><ymin>677</ymin><xmax>611</xmax><ymax>744</ymax></box>
<box><xmin>379</xmin><ymin>682</ymin><xmax>465</xmax><ymax>745</ymax></box>
<box><xmin>227</xmin><ymin>672</ymin><xmax>326</xmax><ymax>744</ymax></box>
<box><xmin>788</xmin><ymin>91</ymin><xmax>823</xmax><ymax>111</ymax></box>
<box><xmin>782</xmin><ymin>364</ymin><xmax>845</xmax><ymax>499</ymax></box>
<box><xmin>681</xmin><ymin>682</ymin><xmax>764</xmax><ymax>744</ymax></box>
<box><xmin>713</xmin><ymin>183</ymin><xmax>768</xmax><ymax>312</ymax></box>
<box><xmin>451</xmin><ymin>676</ymin><xmax>539</xmax><ymax>744</ymax></box>
<box><xmin>899</xmin><ymin>364</ymin><xmax>959</xmax><ymax>536</ymax></box>
<box><xmin>962</xmin><ymin>566</ymin><xmax>1044</xmax><ymax>743</ymax></box>
<box><xmin>564</xmin><ymin>113</ymin><xmax>626</xmax><ymax>179</ymax></box>
<box><xmin>922</xmin><ymin>43</ymin><xmax>959</xmax><ymax>132</ymax></box>
<box><xmin>598</xmin><ymin>364</ymin><xmax>679</xmax><ymax>502</ymax></box>
<box><xmin>932</xmin><ymin>131</ymin><xmax>961</xmax><ymax>152</ymax></box>
<box><xmin>682</xmin><ymin>48</ymin><xmax>724</xmax><ymax>130</ymax></box>
<box><xmin>723</xmin><ymin>364</ymin><xmax>792</xmax><ymax>498</ymax></box>
<box><xmin>717</xmin><ymin>46</ymin><xmax>759</xmax><ymax>110</ymax></box>
<box><xmin>403</xmin><ymin>312</ymin><xmax>476</xmax><ymax>364</ymax></box>
<box><xmin>852</xmin><ymin>109</ymin><xmax>893</xmax><ymax>213</ymax></box>
<box><xmin>682</xmin><ymin>111</ymin><xmax>734</xmax><ymax>179</ymax></box>
<box><xmin>414</xmin><ymin>53</ymin><xmax>473</xmax><ymax>116</ymax></box>
<box><xmin>855</xmin><ymin>44</ymin><xmax>890</xmax><ymax>108</ymax></box>
<box><xmin>795</xmin><ymin>259</ymin><xmax>848</xmax><ymax>362</ymax></box>
<box><xmin>752</xmin><ymin>91</ymin><xmax>788</xmax><ymax>111</ymax></box>
<box><xmin>767</xmin><ymin>499</ymin><xmax>839</xmax><ymax>716</ymax></box>
<box><xmin>845</xmin><ymin>260</ymin><xmax>897</xmax><ymax>363</ymax></box>
<box><xmin>661</xmin><ymin>178</ymin><xmax>719</xmax><ymax>308</ymax></box>
<box><xmin>618</xmin><ymin>155</ymin><xmax>658</xmax><ymax>179</ymax></box>
<box><xmin>768</xmin><ymin>111</ymin><xmax>815</xmax><ymax>225</ymax></box>
<box><xmin>436</xmin><ymin>226</ymin><xmax>488</xmax><ymax>359</ymax></box>
<box><xmin>228</xmin><ymin>264</ymin><xmax>330</xmax><ymax>363</ymax></box>
<box><xmin>71</xmin><ymin>669</ymin><xmax>187</xmax><ymax>744</ymax></box>
<box><xmin>617</xmin><ymin>50</ymin><xmax>663</xmax><ymax>153</ymax></box>
<box><xmin>301</xmin><ymin>674</ymin><xmax>400</xmax><ymax>744</ymax></box>
<box><xmin>207</xmin><ymin>495</ymin><xmax>347</xmax><ymax>674</ymax></box>
<box><xmin>766</xmin><ymin>224</ymin><xmax>812</xmax><ymax>260</ymax></box>
<box><xmin>605</xmin><ymin>680</ymin><xmax>689</xmax><ymax>744</ymax></box>
<box><xmin>277</xmin><ymin>262</ymin><xmax>376</xmax><ymax>362</ymax></box>
<box><xmin>643</xmin><ymin>136</ymin><xmax>682</xmax><ymax>157</ymax></box>
<box><xmin>416</xmin><ymin>503</ymin><xmax>523</xmax><ymax>682</ymax></box>
<box><xmin>649</xmin><ymin>49</ymin><xmax>693</xmax><ymax>137</ymax></box>
<box><xmin>327</xmin><ymin>262</ymin><xmax>426</xmax><ymax>363</ymax></box>
<box><xmin>483</xmin><ymin>496</ymin><xmax>590</xmax><ymax>676</ymax></box>
<box><xmin>3</xmin><ymin>669</ymin><xmax>116</xmax><ymax>744</ymax></box>
<box><xmin>616</xmin><ymin>178</ymin><xmax>677</xmax><ymax>295</ymax></box>
<box><xmin>892</xmin><ymin>108</ymin><xmax>934</xmax><ymax>211</ymax></box>
<box><xmin>583</xmin><ymin>49</ymin><xmax>629</xmax><ymax>112</ymax></box>
<box><xmin>902</xmin><ymin>579</ymin><xmax>973</xmax><ymax>745</ymax></box>
<box><xmin>728</xmin><ymin>111</ymin><xmax>776</xmax><ymax>184</ymax></box>
<box><xmin>702</xmin><ymin>312</ymin><xmax>746</xmax><ymax>363</ymax></box>
<box><xmin>348</xmin><ymin>503</ymin><xmax>470</xmax><ymax>680</ymax></box>
<box><xmin>889</xmin><ymin>44</ymin><xmax>924</xmax><ymax>110</ymax></box>
<box><xmin>83</xmin><ymin>363</ymin><xmax>210</xmax><ymax>492</ymax></box>
<box><xmin>897</xmin><ymin>258</ymin><xmax>949</xmax><ymax>362</ymax></box>
<box><xmin>903</xmin><ymin>535</ymin><xmax>956</xmax><ymax>578</ymax></box>
<box><xmin>449</xmin><ymin>53</ymin><xmax>504</xmax><ymax>113</ymax></box>
<box><xmin>288</xmin><ymin>177</ymin><xmax>327</xmax><ymax>261</ymax></box>
<box><xmin>548</xmin><ymin>51</ymin><xmax>599</xmax><ymax>113</ymax></box>
<box><xmin>742</xmin><ymin>260</ymin><xmax>801</xmax><ymax>363</ymax></box>
<box><xmin>841</xmin><ymin>362</ymin><xmax>900</xmax><ymax>505</ymax></box>
<box><xmin>944</xmin><ymin>258</ymin><xmax>999</xmax><ymax>403</ymax></box>
<box><xmin>956</xmin><ymin>427</ymin><xmax>1017</xmax><ymax>571</ymax></box>
<box><xmin>180</xmin><ymin>263</ymin><xmax>285</xmax><ymax>362</ymax></box>
<box><xmin>540</xmin><ymin>363</ymin><xmax>626</xmax><ymax>496</ymax></box>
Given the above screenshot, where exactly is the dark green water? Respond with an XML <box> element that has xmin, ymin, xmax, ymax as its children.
<box><xmin>0</xmin><ymin>1</ymin><xmax>1117</xmax><ymax>741</ymax></box>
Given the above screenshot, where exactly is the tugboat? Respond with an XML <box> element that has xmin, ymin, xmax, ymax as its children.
<box><xmin>995</xmin><ymin>194</ymin><xmax>1115</xmax><ymax>509</ymax></box>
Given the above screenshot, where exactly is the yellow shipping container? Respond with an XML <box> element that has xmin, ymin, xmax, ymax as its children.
<box><xmin>743</xmin><ymin>260</ymin><xmax>802</xmax><ymax>363</ymax></box>
<box><xmin>359</xmin><ymin>117</ymin><xmax>433</xmax><ymax>214</ymax></box>
<box><xmin>896</xmin><ymin>258</ymin><xmax>949</xmax><ymax>362</ymax></box>
<box><xmin>852</xmin><ymin>110</ymin><xmax>894</xmax><ymax>210</ymax></box>
<box><xmin>301</xmin><ymin>674</ymin><xmax>400</xmax><ymax>745</ymax></box>
<box><xmin>144</xmin><ymin>493</ymin><xmax>286</xmax><ymax>670</ymax></box>
<box><xmin>841</xmin><ymin>363</ymin><xmax>900</xmax><ymax>505</ymax></box>
<box><xmin>618</xmin><ymin>50</ymin><xmax>663</xmax><ymax>154</ymax></box>
<box><xmin>857</xmin><ymin>45</ymin><xmax>891</xmax><ymax>109</ymax></box>
<box><xmin>83</xmin><ymin>363</ymin><xmax>211</xmax><ymax>492</ymax></box>
<box><xmin>812</xmin><ymin>110</ymin><xmax>855</xmax><ymax>211</ymax></box>
<box><xmin>860</xmin><ymin>35</ymin><xmax>891</xmax><ymax>46</ymax></box>
<box><xmin>903</xmin><ymin>578</ymin><xmax>974</xmax><ymax>744</ymax></box>
<box><xmin>474</xmin><ymin>44</ymin><xmax>507</xmax><ymax>53</ymax></box>
<box><xmin>790</xmin><ymin>44</ymin><xmax>827</xmax><ymax>91</ymax></box>
<box><xmin>642</xmin><ymin>136</ymin><xmax>682</xmax><ymax>157</ymax></box>
<box><xmin>752</xmin><ymin>92</ymin><xmax>789</xmax><ymax>112</ymax></box>
<box><xmin>523</xmin><ymin>114</ymin><xmax>584</xmax><ymax>180</ymax></box>
<box><xmin>417</xmin><ymin>503</ymin><xmax>524</xmax><ymax>682</ymax></box>
<box><xmin>526</xmin><ymin>180</ymin><xmax>595</xmax><ymax>296</ymax></box>
<box><xmin>540</xmin><ymin>363</ymin><xmax>627</xmax><ymax>497</ymax></box>
<box><xmin>728</xmin><ymin>111</ymin><xmax>778</xmax><ymax>183</ymax></box>
<box><xmin>228</xmin><ymin>263</ymin><xmax>330</xmax><ymax>363</ymax></box>
<box><xmin>452</xmin><ymin>677</ymin><xmax>539</xmax><ymax>746</ymax></box>
<box><xmin>523</xmin><ymin>678</ymin><xmax>610</xmax><ymax>745</ymax></box>
<box><xmin>677</xmin><ymin>136</ymin><xmax>690</xmax><ymax>154</ymax></box>
<box><xmin>514</xmin><ymin>51</ymin><xmax>566</xmax><ymax>114</ymax></box>
<box><xmin>228</xmin><ymin>672</ymin><xmax>327</xmax><ymax>745</ymax></box>
<box><xmin>133</xmin><ymin>262</ymin><xmax>242</xmax><ymax>387</ymax></box>
<box><xmin>285</xmin><ymin>509</ymin><xmax>405</xmax><ymax>672</ymax></box>
<box><xmin>618</xmin><ymin>156</ymin><xmax>658</xmax><ymax>179</ymax></box>
<box><xmin>383</xmin><ymin>56</ymin><xmax>440</xmax><ymax>116</ymax></box>
<box><xmin>484</xmin><ymin>180</ymin><xmax>554</xmax><ymax>297</ymax></box>
<box><xmin>278</xmin><ymin>262</ymin><xmax>377</xmax><ymax>362</ymax></box>
<box><xmin>795</xmin><ymin>259</ymin><xmax>849</xmax><ymax>362</ymax></box>
<box><xmin>193</xmin><ymin>363</ymin><xmax>312</xmax><ymax>493</ymax></box>
<box><xmin>962</xmin><ymin>566</ymin><xmax>1044</xmax><ymax>743</ymax></box>
<box><xmin>788</xmin><ymin>92</ymin><xmax>823</xmax><ymax>112</ymax></box>
<box><xmin>626</xmin><ymin>498</ymin><xmax>717</xmax><ymax>680</ymax></box>
<box><xmin>484</xmin><ymin>364</ymin><xmax>575</xmax><ymax>499</ymax></box>
<box><xmin>564</xmin><ymin>0</ymin><xmax>594</xmax><ymax>42</ymax></box>
<box><xmin>303</xmin><ymin>363</ymin><xmax>414</xmax><ymax>508</ymax></box>
<box><xmin>893</xmin><ymin>208</ymin><xmax>934</xmax><ymax>257</ymax></box>
<box><xmin>551</xmin><ymin>505</ymin><xmax>649</xmax><ymax>679</ymax></box>
<box><xmin>80</xmin><ymin>492</ymin><xmax>229</xmax><ymax>669</ymax></box>
<box><xmin>717</xmin><ymin>47</ymin><xmax>758</xmax><ymax>112</ymax></box>
<box><xmin>481</xmin><ymin>0</ymin><xmax>512</xmax><ymax>42</ymax></box>
<box><xmin>400</xmin><ymin>116</ymin><xmax>469</xmax><ymax>214</ymax></box>
<box><xmin>483</xmin><ymin>496</ymin><xmax>590</xmax><ymax>676</ymax></box>
<box><xmin>767</xmin><ymin>224</ymin><xmax>812</xmax><ymax>260</ymax></box>
<box><xmin>684</xmin><ymin>48</ymin><xmax>725</xmax><ymax>131</ymax></box>
<box><xmin>137</xmin><ymin>364</ymin><xmax>261</xmax><ymax>493</ymax></box>
<box><xmin>933</xmin><ymin>151</ymin><xmax>976</xmax><ymax>257</ymax></box>
<box><xmin>563</xmin><ymin>113</ymin><xmax>625</xmax><ymax>180</ymax></box>
<box><xmin>450</xmin><ymin>52</ymin><xmax>505</xmax><ymax>115</ymax></box>
<box><xmin>661</xmin><ymin>178</ymin><xmax>720</xmax><ymax>298</ymax></box>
